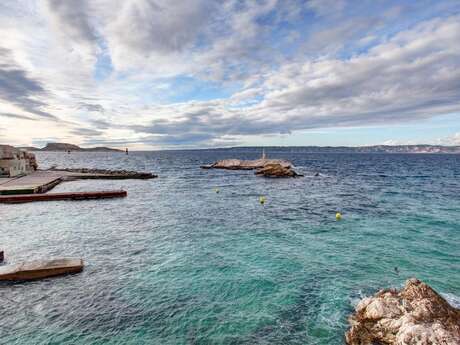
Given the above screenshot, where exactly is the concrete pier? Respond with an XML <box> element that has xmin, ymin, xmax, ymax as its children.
<box><xmin>0</xmin><ymin>169</ymin><xmax>155</xmax><ymax>195</ymax></box>
<box><xmin>0</xmin><ymin>171</ymin><xmax>63</xmax><ymax>195</ymax></box>
<box><xmin>0</xmin><ymin>258</ymin><xmax>84</xmax><ymax>281</ymax></box>
<box><xmin>0</xmin><ymin>190</ymin><xmax>127</xmax><ymax>204</ymax></box>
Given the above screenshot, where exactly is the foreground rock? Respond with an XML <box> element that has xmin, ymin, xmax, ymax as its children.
<box><xmin>255</xmin><ymin>163</ymin><xmax>302</xmax><ymax>177</ymax></box>
<box><xmin>346</xmin><ymin>278</ymin><xmax>460</xmax><ymax>345</ymax></box>
<box><xmin>51</xmin><ymin>168</ymin><xmax>157</xmax><ymax>179</ymax></box>
<box><xmin>0</xmin><ymin>258</ymin><xmax>84</xmax><ymax>281</ymax></box>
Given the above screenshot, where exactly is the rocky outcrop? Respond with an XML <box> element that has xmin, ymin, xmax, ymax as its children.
<box><xmin>202</xmin><ymin>158</ymin><xmax>301</xmax><ymax>177</ymax></box>
<box><xmin>255</xmin><ymin>163</ymin><xmax>302</xmax><ymax>177</ymax></box>
<box><xmin>201</xmin><ymin>158</ymin><xmax>293</xmax><ymax>170</ymax></box>
<box><xmin>51</xmin><ymin>168</ymin><xmax>157</xmax><ymax>179</ymax></box>
<box><xmin>346</xmin><ymin>278</ymin><xmax>460</xmax><ymax>345</ymax></box>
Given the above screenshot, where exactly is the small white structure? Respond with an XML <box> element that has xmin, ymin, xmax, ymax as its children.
<box><xmin>0</xmin><ymin>145</ymin><xmax>37</xmax><ymax>177</ymax></box>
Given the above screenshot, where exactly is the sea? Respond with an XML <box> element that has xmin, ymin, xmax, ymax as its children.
<box><xmin>1</xmin><ymin>150</ymin><xmax>459</xmax><ymax>345</ymax></box>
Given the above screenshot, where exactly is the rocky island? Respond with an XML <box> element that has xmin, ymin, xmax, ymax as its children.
<box><xmin>19</xmin><ymin>142</ymin><xmax>122</xmax><ymax>152</ymax></box>
<box><xmin>346</xmin><ymin>278</ymin><xmax>460</xmax><ymax>345</ymax></box>
<box><xmin>201</xmin><ymin>151</ymin><xmax>302</xmax><ymax>177</ymax></box>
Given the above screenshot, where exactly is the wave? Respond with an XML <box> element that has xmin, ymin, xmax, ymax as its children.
<box><xmin>442</xmin><ymin>293</ymin><xmax>460</xmax><ymax>309</ymax></box>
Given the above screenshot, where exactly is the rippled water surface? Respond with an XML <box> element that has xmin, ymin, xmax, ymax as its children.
<box><xmin>1</xmin><ymin>150</ymin><xmax>459</xmax><ymax>345</ymax></box>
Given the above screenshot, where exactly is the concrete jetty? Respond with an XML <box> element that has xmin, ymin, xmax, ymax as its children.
<box><xmin>0</xmin><ymin>169</ymin><xmax>156</xmax><ymax>195</ymax></box>
<box><xmin>0</xmin><ymin>190</ymin><xmax>127</xmax><ymax>204</ymax></box>
<box><xmin>0</xmin><ymin>258</ymin><xmax>84</xmax><ymax>281</ymax></box>
<box><xmin>0</xmin><ymin>170</ymin><xmax>64</xmax><ymax>195</ymax></box>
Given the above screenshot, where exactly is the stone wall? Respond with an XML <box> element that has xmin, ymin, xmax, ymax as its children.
<box><xmin>0</xmin><ymin>145</ymin><xmax>38</xmax><ymax>177</ymax></box>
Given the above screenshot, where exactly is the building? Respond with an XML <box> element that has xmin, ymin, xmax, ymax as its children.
<box><xmin>0</xmin><ymin>145</ymin><xmax>37</xmax><ymax>177</ymax></box>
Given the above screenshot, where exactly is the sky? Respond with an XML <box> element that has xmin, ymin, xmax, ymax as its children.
<box><xmin>0</xmin><ymin>0</ymin><xmax>459</xmax><ymax>149</ymax></box>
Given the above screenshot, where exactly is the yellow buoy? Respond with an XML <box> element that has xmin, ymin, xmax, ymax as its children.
<box><xmin>336</xmin><ymin>212</ymin><xmax>342</xmax><ymax>221</ymax></box>
<box><xmin>259</xmin><ymin>196</ymin><xmax>266</xmax><ymax>205</ymax></box>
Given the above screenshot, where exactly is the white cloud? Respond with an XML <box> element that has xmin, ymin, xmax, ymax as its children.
<box><xmin>435</xmin><ymin>132</ymin><xmax>460</xmax><ymax>146</ymax></box>
<box><xmin>127</xmin><ymin>16</ymin><xmax>460</xmax><ymax>145</ymax></box>
<box><xmin>0</xmin><ymin>1</ymin><xmax>459</xmax><ymax>148</ymax></box>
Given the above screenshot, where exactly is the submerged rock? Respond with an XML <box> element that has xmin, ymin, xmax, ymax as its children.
<box><xmin>255</xmin><ymin>163</ymin><xmax>302</xmax><ymax>178</ymax></box>
<box><xmin>345</xmin><ymin>278</ymin><xmax>460</xmax><ymax>345</ymax></box>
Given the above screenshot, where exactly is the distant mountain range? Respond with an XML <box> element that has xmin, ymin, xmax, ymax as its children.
<box><xmin>212</xmin><ymin>145</ymin><xmax>460</xmax><ymax>154</ymax></box>
<box><xmin>18</xmin><ymin>143</ymin><xmax>122</xmax><ymax>152</ymax></box>
<box><xmin>15</xmin><ymin>143</ymin><xmax>460</xmax><ymax>153</ymax></box>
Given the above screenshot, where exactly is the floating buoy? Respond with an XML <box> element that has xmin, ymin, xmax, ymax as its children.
<box><xmin>259</xmin><ymin>196</ymin><xmax>266</xmax><ymax>205</ymax></box>
<box><xmin>214</xmin><ymin>188</ymin><xmax>220</xmax><ymax>193</ymax></box>
<box><xmin>336</xmin><ymin>212</ymin><xmax>342</xmax><ymax>221</ymax></box>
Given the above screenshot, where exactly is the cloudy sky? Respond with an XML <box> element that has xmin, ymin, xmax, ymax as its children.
<box><xmin>0</xmin><ymin>0</ymin><xmax>459</xmax><ymax>149</ymax></box>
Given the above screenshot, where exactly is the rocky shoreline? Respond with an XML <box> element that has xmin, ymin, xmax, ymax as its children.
<box><xmin>346</xmin><ymin>278</ymin><xmax>460</xmax><ymax>345</ymax></box>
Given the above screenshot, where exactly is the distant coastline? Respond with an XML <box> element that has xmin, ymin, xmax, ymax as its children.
<box><xmin>165</xmin><ymin>145</ymin><xmax>460</xmax><ymax>154</ymax></box>
<box><xmin>14</xmin><ymin>143</ymin><xmax>460</xmax><ymax>154</ymax></box>
<box><xmin>204</xmin><ymin>145</ymin><xmax>460</xmax><ymax>154</ymax></box>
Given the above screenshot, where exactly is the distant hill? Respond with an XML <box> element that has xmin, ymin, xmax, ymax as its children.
<box><xmin>17</xmin><ymin>146</ymin><xmax>41</xmax><ymax>151</ymax></box>
<box><xmin>15</xmin><ymin>143</ymin><xmax>460</xmax><ymax>154</ymax></box>
<box><xmin>18</xmin><ymin>143</ymin><xmax>122</xmax><ymax>152</ymax></box>
<box><xmin>211</xmin><ymin>145</ymin><xmax>460</xmax><ymax>154</ymax></box>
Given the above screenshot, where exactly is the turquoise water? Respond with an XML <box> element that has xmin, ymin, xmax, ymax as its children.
<box><xmin>1</xmin><ymin>150</ymin><xmax>459</xmax><ymax>344</ymax></box>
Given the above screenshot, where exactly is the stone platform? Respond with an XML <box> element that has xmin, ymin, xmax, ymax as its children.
<box><xmin>0</xmin><ymin>258</ymin><xmax>84</xmax><ymax>281</ymax></box>
<box><xmin>0</xmin><ymin>169</ymin><xmax>155</xmax><ymax>195</ymax></box>
<box><xmin>0</xmin><ymin>190</ymin><xmax>127</xmax><ymax>203</ymax></box>
<box><xmin>0</xmin><ymin>171</ymin><xmax>63</xmax><ymax>194</ymax></box>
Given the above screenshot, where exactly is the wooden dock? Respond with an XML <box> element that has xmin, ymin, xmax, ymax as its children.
<box><xmin>0</xmin><ymin>190</ymin><xmax>127</xmax><ymax>204</ymax></box>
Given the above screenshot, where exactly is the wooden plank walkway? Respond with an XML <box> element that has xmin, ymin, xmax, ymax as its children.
<box><xmin>0</xmin><ymin>190</ymin><xmax>127</xmax><ymax>203</ymax></box>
